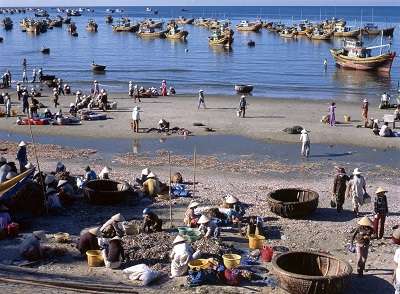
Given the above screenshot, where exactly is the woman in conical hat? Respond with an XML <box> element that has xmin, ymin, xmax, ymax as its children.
<box><xmin>351</xmin><ymin>217</ymin><xmax>374</xmax><ymax>276</ymax></box>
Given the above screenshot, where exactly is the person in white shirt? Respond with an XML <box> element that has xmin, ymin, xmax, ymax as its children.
<box><xmin>379</xmin><ymin>122</ymin><xmax>393</xmax><ymax>137</ymax></box>
<box><xmin>131</xmin><ymin>106</ymin><xmax>141</xmax><ymax>133</ymax></box>
<box><xmin>381</xmin><ymin>92</ymin><xmax>391</xmax><ymax>108</ymax></box>
<box><xmin>394</xmin><ymin>247</ymin><xmax>400</xmax><ymax>294</ymax></box>
<box><xmin>300</xmin><ymin>129</ymin><xmax>310</xmax><ymax>157</ymax></box>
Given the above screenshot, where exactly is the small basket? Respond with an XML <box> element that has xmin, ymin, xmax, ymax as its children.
<box><xmin>222</xmin><ymin>254</ymin><xmax>241</xmax><ymax>269</ymax></box>
<box><xmin>248</xmin><ymin>234</ymin><xmax>265</xmax><ymax>249</ymax></box>
<box><xmin>86</xmin><ymin>250</ymin><xmax>104</xmax><ymax>267</ymax></box>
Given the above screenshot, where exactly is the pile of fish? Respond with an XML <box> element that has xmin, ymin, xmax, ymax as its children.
<box><xmin>123</xmin><ymin>232</ymin><xmax>175</xmax><ymax>264</ymax></box>
<box><xmin>192</xmin><ymin>237</ymin><xmax>241</xmax><ymax>258</ymax></box>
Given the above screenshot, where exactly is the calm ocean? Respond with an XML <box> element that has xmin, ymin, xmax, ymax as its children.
<box><xmin>0</xmin><ymin>6</ymin><xmax>399</xmax><ymax>101</ymax></box>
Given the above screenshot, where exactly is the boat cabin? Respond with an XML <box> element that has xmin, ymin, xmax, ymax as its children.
<box><xmin>239</xmin><ymin>20</ymin><xmax>249</xmax><ymax>27</ymax></box>
<box><xmin>364</xmin><ymin>23</ymin><xmax>378</xmax><ymax>30</ymax></box>
<box><xmin>343</xmin><ymin>40</ymin><xmax>371</xmax><ymax>58</ymax></box>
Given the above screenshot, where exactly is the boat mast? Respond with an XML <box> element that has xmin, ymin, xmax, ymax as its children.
<box><xmin>380</xmin><ymin>30</ymin><xmax>383</xmax><ymax>55</ymax></box>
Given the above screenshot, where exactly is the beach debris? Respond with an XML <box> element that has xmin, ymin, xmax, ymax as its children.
<box><xmin>282</xmin><ymin>125</ymin><xmax>303</xmax><ymax>134</ymax></box>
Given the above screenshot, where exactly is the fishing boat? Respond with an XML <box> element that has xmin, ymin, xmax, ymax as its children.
<box><xmin>86</xmin><ymin>19</ymin><xmax>98</xmax><ymax>32</ymax></box>
<box><xmin>137</xmin><ymin>26</ymin><xmax>166</xmax><ymax>38</ymax></box>
<box><xmin>194</xmin><ymin>17</ymin><xmax>210</xmax><ymax>27</ymax></box>
<box><xmin>235</xmin><ymin>84</ymin><xmax>253</xmax><ymax>94</ymax></box>
<box><xmin>208</xmin><ymin>27</ymin><xmax>233</xmax><ymax>48</ymax></box>
<box><xmin>67</xmin><ymin>9</ymin><xmax>81</xmax><ymax>17</ymax></box>
<box><xmin>247</xmin><ymin>40</ymin><xmax>255</xmax><ymax>47</ymax></box>
<box><xmin>307</xmin><ymin>29</ymin><xmax>332</xmax><ymax>41</ymax></box>
<box><xmin>176</xmin><ymin>17</ymin><xmax>194</xmax><ymax>25</ymax></box>
<box><xmin>92</xmin><ymin>62</ymin><xmax>106</xmax><ymax>72</ymax></box>
<box><xmin>105</xmin><ymin>15</ymin><xmax>113</xmax><ymax>24</ymax></box>
<box><xmin>279</xmin><ymin>28</ymin><xmax>298</xmax><ymax>39</ymax></box>
<box><xmin>362</xmin><ymin>23</ymin><xmax>395</xmax><ymax>37</ymax></box>
<box><xmin>48</xmin><ymin>18</ymin><xmax>62</xmax><ymax>28</ymax></box>
<box><xmin>34</xmin><ymin>9</ymin><xmax>48</xmax><ymax>17</ymax></box>
<box><xmin>330</xmin><ymin>39</ymin><xmax>396</xmax><ymax>73</ymax></box>
<box><xmin>165</xmin><ymin>24</ymin><xmax>188</xmax><ymax>40</ymax></box>
<box><xmin>40</xmin><ymin>46</ymin><xmax>50</xmax><ymax>54</ymax></box>
<box><xmin>0</xmin><ymin>168</ymin><xmax>35</xmax><ymax>201</ymax></box>
<box><xmin>112</xmin><ymin>19</ymin><xmax>139</xmax><ymax>32</ymax></box>
<box><xmin>141</xmin><ymin>19</ymin><xmax>163</xmax><ymax>29</ymax></box>
<box><xmin>25</xmin><ymin>21</ymin><xmax>41</xmax><ymax>34</ymax></box>
<box><xmin>0</xmin><ymin>37</ymin><xmax>3</xmax><ymax>43</ymax></box>
<box><xmin>2</xmin><ymin>17</ymin><xmax>13</xmax><ymax>30</ymax></box>
<box><xmin>236</xmin><ymin>20</ymin><xmax>262</xmax><ymax>32</ymax></box>
<box><xmin>63</xmin><ymin>17</ymin><xmax>71</xmax><ymax>24</ymax></box>
<box><xmin>333</xmin><ymin>24</ymin><xmax>360</xmax><ymax>38</ymax></box>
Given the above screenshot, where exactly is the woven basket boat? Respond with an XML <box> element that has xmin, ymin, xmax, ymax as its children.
<box><xmin>266</xmin><ymin>188</ymin><xmax>319</xmax><ymax>218</ymax></box>
<box><xmin>272</xmin><ymin>251</ymin><xmax>352</xmax><ymax>294</ymax></box>
<box><xmin>83</xmin><ymin>180</ymin><xmax>130</xmax><ymax>205</ymax></box>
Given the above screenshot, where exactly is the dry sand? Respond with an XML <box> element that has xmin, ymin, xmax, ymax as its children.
<box><xmin>1</xmin><ymin>91</ymin><xmax>400</xmax><ymax>149</ymax></box>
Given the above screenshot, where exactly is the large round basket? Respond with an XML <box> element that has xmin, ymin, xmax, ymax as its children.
<box><xmin>266</xmin><ymin>188</ymin><xmax>319</xmax><ymax>218</ymax></box>
<box><xmin>83</xmin><ymin>180</ymin><xmax>129</xmax><ymax>205</ymax></box>
<box><xmin>272</xmin><ymin>251</ymin><xmax>352</xmax><ymax>294</ymax></box>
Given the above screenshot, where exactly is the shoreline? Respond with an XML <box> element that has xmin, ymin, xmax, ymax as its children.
<box><xmin>1</xmin><ymin>92</ymin><xmax>399</xmax><ymax>150</ymax></box>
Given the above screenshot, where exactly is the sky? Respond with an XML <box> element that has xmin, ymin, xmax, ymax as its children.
<box><xmin>2</xmin><ymin>0</ymin><xmax>399</xmax><ymax>7</ymax></box>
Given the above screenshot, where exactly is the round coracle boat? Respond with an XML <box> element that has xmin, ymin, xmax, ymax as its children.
<box><xmin>272</xmin><ymin>251</ymin><xmax>352</xmax><ymax>294</ymax></box>
<box><xmin>83</xmin><ymin>179</ymin><xmax>130</xmax><ymax>205</ymax></box>
<box><xmin>266</xmin><ymin>188</ymin><xmax>318</xmax><ymax>218</ymax></box>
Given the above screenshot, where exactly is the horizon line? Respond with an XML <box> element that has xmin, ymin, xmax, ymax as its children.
<box><xmin>2</xmin><ymin>5</ymin><xmax>400</xmax><ymax>8</ymax></box>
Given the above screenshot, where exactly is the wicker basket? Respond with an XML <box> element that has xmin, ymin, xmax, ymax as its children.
<box><xmin>83</xmin><ymin>180</ymin><xmax>130</xmax><ymax>205</ymax></box>
<box><xmin>272</xmin><ymin>251</ymin><xmax>352</xmax><ymax>294</ymax></box>
<box><xmin>266</xmin><ymin>188</ymin><xmax>319</xmax><ymax>218</ymax></box>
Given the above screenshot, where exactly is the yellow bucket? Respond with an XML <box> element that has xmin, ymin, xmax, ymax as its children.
<box><xmin>344</xmin><ymin>115</ymin><xmax>351</xmax><ymax>122</ymax></box>
<box><xmin>188</xmin><ymin>259</ymin><xmax>212</xmax><ymax>270</ymax></box>
<box><xmin>222</xmin><ymin>254</ymin><xmax>241</xmax><ymax>269</ymax></box>
<box><xmin>86</xmin><ymin>250</ymin><xmax>104</xmax><ymax>267</ymax></box>
<box><xmin>248</xmin><ymin>234</ymin><xmax>265</xmax><ymax>249</ymax></box>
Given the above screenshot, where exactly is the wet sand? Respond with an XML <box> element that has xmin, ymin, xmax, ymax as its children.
<box><xmin>1</xmin><ymin>91</ymin><xmax>399</xmax><ymax>150</ymax></box>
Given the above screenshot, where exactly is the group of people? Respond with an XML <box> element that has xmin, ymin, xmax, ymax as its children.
<box><xmin>128</xmin><ymin>80</ymin><xmax>176</xmax><ymax>102</ymax></box>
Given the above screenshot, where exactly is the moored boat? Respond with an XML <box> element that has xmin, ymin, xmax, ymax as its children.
<box><xmin>235</xmin><ymin>84</ymin><xmax>253</xmax><ymax>94</ymax></box>
<box><xmin>165</xmin><ymin>22</ymin><xmax>188</xmax><ymax>40</ymax></box>
<box><xmin>176</xmin><ymin>17</ymin><xmax>194</xmax><ymax>25</ymax></box>
<box><xmin>40</xmin><ymin>47</ymin><xmax>50</xmax><ymax>54</ymax></box>
<box><xmin>112</xmin><ymin>19</ymin><xmax>139</xmax><ymax>32</ymax></box>
<box><xmin>362</xmin><ymin>23</ymin><xmax>395</xmax><ymax>37</ymax></box>
<box><xmin>86</xmin><ymin>19</ymin><xmax>98</xmax><ymax>32</ymax></box>
<box><xmin>236</xmin><ymin>20</ymin><xmax>262</xmax><ymax>32</ymax></box>
<box><xmin>208</xmin><ymin>26</ymin><xmax>233</xmax><ymax>48</ymax></box>
<box><xmin>68</xmin><ymin>22</ymin><xmax>77</xmax><ymax>35</ymax></box>
<box><xmin>92</xmin><ymin>62</ymin><xmax>106</xmax><ymax>72</ymax></box>
<box><xmin>105</xmin><ymin>15</ymin><xmax>113</xmax><ymax>24</ymax></box>
<box><xmin>2</xmin><ymin>17</ymin><xmax>13</xmax><ymax>30</ymax></box>
<box><xmin>307</xmin><ymin>29</ymin><xmax>333</xmax><ymax>40</ymax></box>
<box><xmin>279</xmin><ymin>28</ymin><xmax>298</xmax><ymax>39</ymax></box>
<box><xmin>330</xmin><ymin>39</ymin><xmax>396</xmax><ymax>73</ymax></box>
<box><xmin>333</xmin><ymin>24</ymin><xmax>361</xmax><ymax>38</ymax></box>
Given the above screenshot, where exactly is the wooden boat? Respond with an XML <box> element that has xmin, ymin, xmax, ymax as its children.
<box><xmin>266</xmin><ymin>188</ymin><xmax>319</xmax><ymax>218</ymax></box>
<box><xmin>0</xmin><ymin>168</ymin><xmax>35</xmax><ymax>200</ymax></box>
<box><xmin>0</xmin><ymin>37</ymin><xmax>3</xmax><ymax>43</ymax></box>
<box><xmin>176</xmin><ymin>17</ymin><xmax>194</xmax><ymax>25</ymax></box>
<box><xmin>141</xmin><ymin>19</ymin><xmax>163</xmax><ymax>29</ymax></box>
<box><xmin>68</xmin><ymin>22</ymin><xmax>77</xmax><ymax>34</ymax></box>
<box><xmin>2</xmin><ymin>17</ymin><xmax>13</xmax><ymax>30</ymax></box>
<box><xmin>34</xmin><ymin>9</ymin><xmax>48</xmax><ymax>17</ymax></box>
<box><xmin>235</xmin><ymin>84</ymin><xmax>253</xmax><ymax>93</ymax></box>
<box><xmin>330</xmin><ymin>39</ymin><xmax>396</xmax><ymax>73</ymax></box>
<box><xmin>63</xmin><ymin>17</ymin><xmax>71</xmax><ymax>24</ymax></box>
<box><xmin>105</xmin><ymin>15</ymin><xmax>113</xmax><ymax>24</ymax></box>
<box><xmin>279</xmin><ymin>28</ymin><xmax>298</xmax><ymax>39</ymax></box>
<box><xmin>307</xmin><ymin>29</ymin><xmax>332</xmax><ymax>40</ymax></box>
<box><xmin>112</xmin><ymin>21</ymin><xmax>139</xmax><ymax>32</ymax></box>
<box><xmin>236</xmin><ymin>20</ymin><xmax>262</xmax><ymax>32</ymax></box>
<box><xmin>48</xmin><ymin>18</ymin><xmax>62</xmax><ymax>28</ymax></box>
<box><xmin>272</xmin><ymin>251</ymin><xmax>352</xmax><ymax>294</ymax></box>
<box><xmin>92</xmin><ymin>63</ymin><xmax>106</xmax><ymax>72</ymax></box>
<box><xmin>40</xmin><ymin>47</ymin><xmax>50</xmax><ymax>54</ymax></box>
<box><xmin>25</xmin><ymin>22</ymin><xmax>41</xmax><ymax>34</ymax></box>
<box><xmin>208</xmin><ymin>29</ymin><xmax>233</xmax><ymax>48</ymax></box>
<box><xmin>194</xmin><ymin>18</ymin><xmax>210</xmax><ymax>27</ymax></box>
<box><xmin>86</xmin><ymin>19</ymin><xmax>98</xmax><ymax>32</ymax></box>
<box><xmin>247</xmin><ymin>40</ymin><xmax>255</xmax><ymax>47</ymax></box>
<box><xmin>333</xmin><ymin>24</ymin><xmax>360</xmax><ymax>38</ymax></box>
<box><xmin>165</xmin><ymin>29</ymin><xmax>188</xmax><ymax>40</ymax></box>
<box><xmin>363</xmin><ymin>23</ymin><xmax>395</xmax><ymax>37</ymax></box>
<box><xmin>0</xmin><ymin>169</ymin><xmax>35</xmax><ymax>194</ymax></box>
<box><xmin>83</xmin><ymin>179</ymin><xmax>130</xmax><ymax>205</ymax></box>
<box><xmin>137</xmin><ymin>27</ymin><xmax>165</xmax><ymax>38</ymax></box>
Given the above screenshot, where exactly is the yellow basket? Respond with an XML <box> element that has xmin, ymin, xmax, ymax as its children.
<box><xmin>86</xmin><ymin>250</ymin><xmax>104</xmax><ymax>267</ymax></box>
<box><xmin>188</xmin><ymin>258</ymin><xmax>216</xmax><ymax>270</ymax></box>
<box><xmin>248</xmin><ymin>234</ymin><xmax>265</xmax><ymax>249</ymax></box>
<box><xmin>222</xmin><ymin>254</ymin><xmax>241</xmax><ymax>269</ymax></box>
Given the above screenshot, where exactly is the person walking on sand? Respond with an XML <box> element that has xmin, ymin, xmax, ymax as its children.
<box><xmin>53</xmin><ymin>88</ymin><xmax>59</xmax><ymax>108</ymax></box>
<box><xmin>362</xmin><ymin>99</ymin><xmax>368</xmax><ymax>127</ymax></box>
<box><xmin>31</xmin><ymin>68</ymin><xmax>37</xmax><ymax>83</ymax></box>
<box><xmin>21</xmin><ymin>90</ymin><xmax>29</xmax><ymax>114</ymax></box>
<box><xmin>328</xmin><ymin>102</ymin><xmax>336</xmax><ymax>126</ymax></box>
<box><xmin>300</xmin><ymin>129</ymin><xmax>310</xmax><ymax>158</ymax></box>
<box><xmin>131</xmin><ymin>106</ymin><xmax>141</xmax><ymax>133</ymax></box>
<box><xmin>239</xmin><ymin>95</ymin><xmax>247</xmax><ymax>118</ymax></box>
<box><xmin>351</xmin><ymin>217</ymin><xmax>374</xmax><ymax>277</ymax></box>
<box><xmin>161</xmin><ymin>80</ymin><xmax>167</xmax><ymax>96</ymax></box>
<box><xmin>93</xmin><ymin>80</ymin><xmax>100</xmax><ymax>95</ymax></box>
<box><xmin>16</xmin><ymin>141</ymin><xmax>28</xmax><ymax>173</ymax></box>
<box><xmin>197</xmin><ymin>89</ymin><xmax>206</xmax><ymax>110</ymax></box>
<box><xmin>16</xmin><ymin>82</ymin><xmax>21</xmax><ymax>100</ymax></box>
<box><xmin>332</xmin><ymin>166</ymin><xmax>349</xmax><ymax>212</ymax></box>
<box><xmin>22</xmin><ymin>58</ymin><xmax>27</xmax><ymax>71</ymax></box>
<box><xmin>5</xmin><ymin>93</ymin><xmax>11</xmax><ymax>118</ymax></box>
<box><xmin>373</xmin><ymin>187</ymin><xmax>388</xmax><ymax>239</ymax></box>
<box><xmin>22</xmin><ymin>69</ymin><xmax>28</xmax><ymax>83</ymax></box>
<box><xmin>347</xmin><ymin>168</ymin><xmax>367</xmax><ymax>217</ymax></box>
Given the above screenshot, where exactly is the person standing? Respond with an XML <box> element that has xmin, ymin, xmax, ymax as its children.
<box><xmin>351</xmin><ymin>217</ymin><xmax>374</xmax><ymax>276</ymax></box>
<box><xmin>6</xmin><ymin>69</ymin><xmax>12</xmax><ymax>86</ymax></box>
<box><xmin>21</xmin><ymin>90</ymin><xmax>29</xmax><ymax>114</ymax></box>
<box><xmin>362</xmin><ymin>99</ymin><xmax>369</xmax><ymax>127</ymax></box>
<box><xmin>22</xmin><ymin>69</ymin><xmax>28</xmax><ymax>83</ymax></box>
<box><xmin>131</xmin><ymin>106</ymin><xmax>141</xmax><ymax>133</ymax></box>
<box><xmin>133</xmin><ymin>84</ymin><xmax>141</xmax><ymax>102</ymax></box>
<box><xmin>197</xmin><ymin>89</ymin><xmax>206</xmax><ymax>110</ymax></box>
<box><xmin>394</xmin><ymin>245</ymin><xmax>400</xmax><ymax>294</ymax></box>
<box><xmin>239</xmin><ymin>95</ymin><xmax>247</xmax><ymax>118</ymax></box>
<box><xmin>5</xmin><ymin>93</ymin><xmax>11</xmax><ymax>118</ymax></box>
<box><xmin>57</xmin><ymin>78</ymin><xmax>64</xmax><ymax>95</ymax></box>
<box><xmin>300</xmin><ymin>129</ymin><xmax>310</xmax><ymax>158</ymax></box>
<box><xmin>332</xmin><ymin>167</ymin><xmax>349</xmax><ymax>212</ymax></box>
<box><xmin>16</xmin><ymin>82</ymin><xmax>21</xmax><ymax>100</ymax></box>
<box><xmin>38</xmin><ymin>67</ymin><xmax>43</xmax><ymax>82</ymax></box>
<box><xmin>16</xmin><ymin>141</ymin><xmax>28</xmax><ymax>173</ymax></box>
<box><xmin>128</xmin><ymin>81</ymin><xmax>134</xmax><ymax>98</ymax></box>
<box><xmin>93</xmin><ymin>80</ymin><xmax>99</xmax><ymax>95</ymax></box>
<box><xmin>53</xmin><ymin>88</ymin><xmax>59</xmax><ymax>108</ymax></box>
<box><xmin>31</xmin><ymin>68</ymin><xmax>37</xmax><ymax>83</ymax></box>
<box><xmin>348</xmin><ymin>168</ymin><xmax>367</xmax><ymax>217</ymax></box>
<box><xmin>22</xmin><ymin>58</ymin><xmax>27</xmax><ymax>71</ymax></box>
<box><xmin>328</xmin><ymin>102</ymin><xmax>336</xmax><ymax>126</ymax></box>
<box><xmin>161</xmin><ymin>80</ymin><xmax>167</xmax><ymax>96</ymax></box>
<box><xmin>373</xmin><ymin>187</ymin><xmax>388</xmax><ymax>239</ymax></box>
<box><xmin>323</xmin><ymin>58</ymin><xmax>328</xmax><ymax>70</ymax></box>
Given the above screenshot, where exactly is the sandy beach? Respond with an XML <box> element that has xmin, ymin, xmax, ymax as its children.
<box><xmin>1</xmin><ymin>91</ymin><xmax>400</xmax><ymax>150</ymax></box>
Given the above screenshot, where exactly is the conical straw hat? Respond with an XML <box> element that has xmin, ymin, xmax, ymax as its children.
<box><xmin>357</xmin><ymin>217</ymin><xmax>373</xmax><ymax>227</ymax></box>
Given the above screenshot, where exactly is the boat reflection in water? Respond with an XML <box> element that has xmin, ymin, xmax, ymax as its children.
<box><xmin>332</xmin><ymin>68</ymin><xmax>391</xmax><ymax>101</ymax></box>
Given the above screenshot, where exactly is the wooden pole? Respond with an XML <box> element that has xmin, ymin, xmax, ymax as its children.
<box><xmin>193</xmin><ymin>146</ymin><xmax>196</xmax><ymax>198</ymax></box>
<box><xmin>27</xmin><ymin>109</ymin><xmax>47</xmax><ymax>214</ymax></box>
<box><xmin>168</xmin><ymin>151</ymin><xmax>172</xmax><ymax>228</ymax></box>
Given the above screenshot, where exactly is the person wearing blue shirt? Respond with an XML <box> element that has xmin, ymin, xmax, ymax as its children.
<box><xmin>16</xmin><ymin>141</ymin><xmax>28</xmax><ymax>173</ymax></box>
